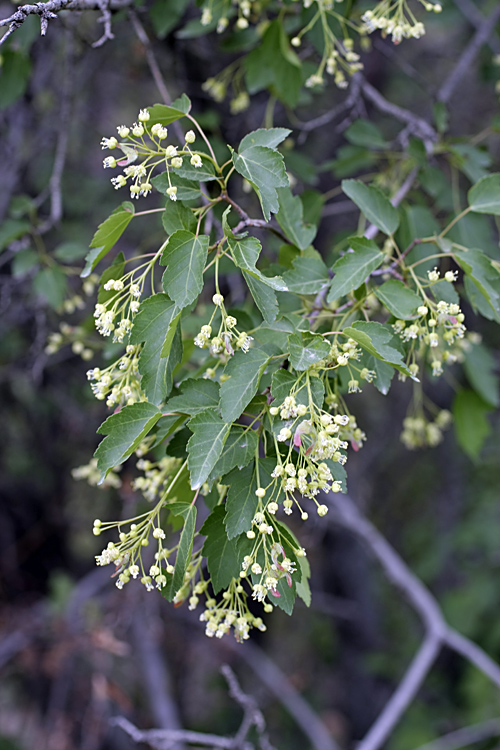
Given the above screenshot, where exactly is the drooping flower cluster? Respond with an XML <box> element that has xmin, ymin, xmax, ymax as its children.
<box><xmin>393</xmin><ymin>269</ymin><xmax>468</xmax><ymax>378</ymax></box>
<box><xmin>362</xmin><ymin>0</ymin><xmax>441</xmax><ymax>44</ymax></box>
<box><xmin>401</xmin><ymin>408</ymin><xmax>452</xmax><ymax>449</ymax></box>
<box><xmin>101</xmin><ymin>109</ymin><xmax>204</xmax><ymax>200</ymax></box>
<box><xmin>133</xmin><ymin>455</ymin><xmax>183</xmax><ymax>502</ymax></box>
<box><xmin>87</xmin><ymin>344</ymin><xmax>143</xmax><ymax>407</ymax></box>
<box><xmin>194</xmin><ymin>293</ymin><xmax>254</xmax><ymax>367</ymax></box>
<box><xmin>198</xmin><ymin>579</ymin><xmax>267</xmax><ymax>642</ymax></box>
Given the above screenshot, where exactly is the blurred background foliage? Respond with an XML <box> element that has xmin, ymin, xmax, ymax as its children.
<box><xmin>1</xmin><ymin>0</ymin><xmax>500</xmax><ymax>749</ymax></box>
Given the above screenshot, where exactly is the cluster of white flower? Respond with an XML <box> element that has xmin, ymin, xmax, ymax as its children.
<box><xmin>362</xmin><ymin>1</ymin><xmax>441</xmax><ymax>44</ymax></box>
<box><xmin>194</xmin><ymin>294</ymin><xmax>254</xmax><ymax>360</ymax></box>
<box><xmin>132</xmin><ymin>456</ymin><xmax>183</xmax><ymax>502</ymax></box>
<box><xmin>198</xmin><ymin>578</ymin><xmax>267</xmax><ymax>642</ymax></box>
<box><xmin>394</xmin><ymin>292</ymin><xmax>467</xmax><ymax>378</ymax></box>
<box><xmin>72</xmin><ymin>458</ymin><xmax>122</xmax><ymax>489</ymax></box>
<box><xmin>401</xmin><ymin>409</ymin><xmax>451</xmax><ymax>449</ymax></box>
<box><xmin>86</xmin><ymin>345</ymin><xmax>143</xmax><ymax>407</ymax></box>
<box><xmin>101</xmin><ymin>109</ymin><xmax>203</xmax><ymax>200</ymax></box>
<box><xmin>93</xmin><ymin>509</ymin><xmax>175</xmax><ymax>592</ymax></box>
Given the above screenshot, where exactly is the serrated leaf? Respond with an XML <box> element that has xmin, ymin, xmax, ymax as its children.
<box><xmin>229</xmin><ymin>235</ymin><xmax>287</xmax><ymax>290</ymax></box>
<box><xmin>208</xmin><ymin>426</ymin><xmax>259</xmax><ymax>484</ymax></box>
<box><xmin>276</xmin><ymin>187</ymin><xmax>317</xmax><ymax>250</ymax></box>
<box><xmin>375</xmin><ymin>279</ymin><xmax>421</xmax><ymax>320</ymax></box>
<box><xmin>282</xmin><ymin>256</ymin><xmax>329</xmax><ymax>295</ymax></box>
<box><xmin>95</xmin><ymin>403</ymin><xmax>161</xmax><ymax>481</ymax></box>
<box><xmin>166</xmin><ymin>379</ymin><xmax>220</xmax><ymax>415</ymax></box>
<box><xmin>468</xmin><ymin>173</ymin><xmax>500</xmax><ymax>215</ymax></box>
<box><xmin>367</xmin><ymin>355</ymin><xmax>395</xmax><ymax>396</ymax></box>
<box><xmin>173</xmin><ymin>156</ymin><xmax>218</xmax><ymax>183</ymax></box>
<box><xmin>224</xmin><ymin>459</ymin><xmax>277</xmax><ymax>539</ymax></box>
<box><xmin>239</xmin><ymin>127</ymin><xmax>291</xmax><ymax>151</ymax></box>
<box><xmin>343</xmin><ymin>321</ymin><xmax>413</xmax><ymax>379</ymax></box>
<box><xmin>82</xmin><ymin>203</ymin><xmax>134</xmax><ymax>277</ymax></box>
<box><xmin>219</xmin><ymin>348</ymin><xmax>271</xmax><ymax>423</ymax></box>
<box><xmin>452</xmin><ymin>389</ymin><xmax>492</xmax><ymax>460</ymax></box>
<box><xmin>288</xmin><ymin>332</ymin><xmax>330</xmax><ymax>371</ymax></box>
<box><xmin>171</xmin><ymin>504</ymin><xmax>197</xmax><ymax>595</ymax></box>
<box><xmin>327</xmin><ymin>237</ymin><xmax>384</xmax><ymax>303</ymax></box>
<box><xmin>148</xmin><ymin>95</ymin><xmax>191</xmax><ymax>126</ymax></box>
<box><xmin>342</xmin><ymin>179</ymin><xmax>399</xmax><ymax>235</ymax></box>
<box><xmin>232</xmin><ymin>143</ymin><xmax>289</xmax><ymax>221</ymax></box>
<box><xmin>187</xmin><ymin>410</ymin><xmax>230</xmax><ymax>490</ymax></box>
<box><xmin>464</xmin><ymin>343</ymin><xmax>499</xmax><ymax>408</ymax></box>
<box><xmin>129</xmin><ymin>294</ymin><xmax>181</xmax><ymax>405</ymax></box>
<box><xmin>161</xmin><ymin>230</ymin><xmax>209</xmax><ymax>309</ymax></box>
<box><xmin>201</xmin><ymin>505</ymin><xmax>241</xmax><ymax>594</ymax></box>
<box><xmin>162</xmin><ymin>202</ymin><xmax>197</xmax><ymax>235</ymax></box>
<box><xmin>243</xmin><ymin>271</ymin><xmax>279</xmax><ymax>323</ymax></box>
<box><xmin>455</xmin><ymin>249</ymin><xmax>500</xmax><ymax>320</ymax></box>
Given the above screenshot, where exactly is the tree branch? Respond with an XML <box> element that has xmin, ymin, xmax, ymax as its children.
<box><xmin>0</xmin><ymin>0</ymin><xmax>133</xmax><ymax>46</ymax></box>
<box><xmin>414</xmin><ymin>718</ymin><xmax>500</xmax><ymax>750</ymax></box>
<box><xmin>327</xmin><ymin>492</ymin><xmax>500</xmax><ymax>750</ymax></box>
<box><xmin>437</xmin><ymin>2</ymin><xmax>500</xmax><ymax>103</ymax></box>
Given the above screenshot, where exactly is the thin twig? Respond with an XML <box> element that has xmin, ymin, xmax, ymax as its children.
<box><xmin>437</xmin><ymin>3</ymin><xmax>500</xmax><ymax>103</ymax></box>
<box><xmin>327</xmin><ymin>492</ymin><xmax>500</xmax><ymax>750</ymax></box>
<box><xmin>0</xmin><ymin>0</ymin><xmax>132</xmax><ymax>45</ymax></box>
<box><xmin>414</xmin><ymin>717</ymin><xmax>500</xmax><ymax>750</ymax></box>
<box><xmin>92</xmin><ymin>0</ymin><xmax>114</xmax><ymax>47</ymax></box>
<box><xmin>111</xmin><ymin>716</ymin><xmax>238</xmax><ymax>749</ymax></box>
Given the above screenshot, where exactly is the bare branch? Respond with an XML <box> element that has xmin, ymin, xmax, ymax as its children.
<box><xmin>414</xmin><ymin>718</ymin><xmax>500</xmax><ymax>750</ymax></box>
<box><xmin>437</xmin><ymin>2</ymin><xmax>500</xmax><ymax>103</ymax></box>
<box><xmin>221</xmin><ymin>665</ymin><xmax>276</xmax><ymax>750</ymax></box>
<box><xmin>327</xmin><ymin>492</ymin><xmax>500</xmax><ymax>750</ymax></box>
<box><xmin>0</xmin><ymin>0</ymin><xmax>133</xmax><ymax>46</ymax></box>
<box><xmin>358</xmin><ymin>75</ymin><xmax>437</xmax><ymax>147</ymax></box>
<box><xmin>111</xmin><ymin>716</ymin><xmax>238</xmax><ymax>750</ymax></box>
<box><xmin>92</xmin><ymin>0</ymin><xmax>114</xmax><ymax>47</ymax></box>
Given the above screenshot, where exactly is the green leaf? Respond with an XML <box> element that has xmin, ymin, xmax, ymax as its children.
<box><xmin>187</xmin><ymin>409</ymin><xmax>230</xmax><ymax>490</ymax></box>
<box><xmin>342</xmin><ymin>179</ymin><xmax>399</xmax><ymax>235</ymax></box>
<box><xmin>172</xmin><ymin>504</ymin><xmax>197</xmax><ymax>596</ymax></box>
<box><xmin>282</xmin><ymin>256</ymin><xmax>329</xmax><ymax>295</ymax></box>
<box><xmin>229</xmin><ymin>235</ymin><xmax>287</xmax><ymax>291</ymax></box>
<box><xmin>244</xmin><ymin>21</ymin><xmax>302</xmax><ymax>107</ymax></box>
<box><xmin>375</xmin><ymin>280</ymin><xmax>421</xmax><ymax>320</ymax></box>
<box><xmin>451</xmin><ymin>144</ymin><xmax>491</xmax><ymax>183</ymax></box>
<box><xmin>224</xmin><ymin>459</ymin><xmax>277</xmax><ymax>539</ymax></box>
<box><xmin>296</xmin><ymin>554</ymin><xmax>311</xmax><ymax>607</ymax></box>
<box><xmin>162</xmin><ymin>202</ymin><xmax>197</xmax><ymax>235</ymax></box>
<box><xmin>454</xmin><ymin>249</ymin><xmax>500</xmax><ymax>320</ymax></box>
<box><xmin>276</xmin><ymin>187</ymin><xmax>317</xmax><ymax>251</ymax></box>
<box><xmin>231</xmin><ymin>139</ymin><xmax>289</xmax><ymax>221</ymax></box>
<box><xmin>129</xmin><ymin>294</ymin><xmax>181</xmax><ymax>405</ymax></box>
<box><xmin>32</xmin><ymin>267</ymin><xmax>67</xmax><ymax>310</ymax></box>
<box><xmin>343</xmin><ymin>321</ymin><xmax>414</xmax><ymax>379</ymax></box>
<box><xmin>327</xmin><ymin>237</ymin><xmax>384</xmax><ymax>303</ymax></box>
<box><xmin>95</xmin><ymin>403</ymin><xmax>162</xmax><ymax>481</ymax></box>
<box><xmin>452</xmin><ymin>389</ymin><xmax>492</xmax><ymax>461</ymax></box>
<box><xmin>82</xmin><ymin>202</ymin><xmax>134</xmax><ymax>277</ymax></box>
<box><xmin>243</xmin><ymin>272</ymin><xmax>279</xmax><ymax>324</ymax></box>
<box><xmin>0</xmin><ymin>218</ymin><xmax>30</xmax><ymax>252</ymax></box>
<box><xmin>161</xmin><ymin>230</ymin><xmax>209</xmax><ymax>309</ymax></box>
<box><xmin>152</xmin><ymin>172</ymin><xmax>200</xmax><ymax>201</ymax></box>
<box><xmin>288</xmin><ymin>332</ymin><xmax>330</xmax><ymax>371</ymax></box>
<box><xmin>209</xmin><ymin>426</ymin><xmax>259</xmax><ymax>484</ymax></box>
<box><xmin>0</xmin><ymin>49</ymin><xmax>31</xmax><ymax>109</ymax></box>
<box><xmin>54</xmin><ymin>241</ymin><xmax>88</xmax><ymax>262</ymax></box>
<box><xmin>166</xmin><ymin>379</ymin><xmax>220</xmax><ymax>415</ymax></box>
<box><xmin>239</xmin><ymin>128</ymin><xmax>291</xmax><ymax>151</ymax></box>
<box><xmin>201</xmin><ymin>505</ymin><xmax>241</xmax><ymax>594</ymax></box>
<box><xmin>367</xmin><ymin>356</ymin><xmax>395</xmax><ymax>396</ymax></box>
<box><xmin>219</xmin><ymin>348</ymin><xmax>271</xmax><ymax>423</ymax></box>
<box><xmin>173</xmin><ymin>156</ymin><xmax>218</xmax><ymax>183</ymax></box>
<box><xmin>147</xmin><ymin>95</ymin><xmax>191</xmax><ymax>126</ymax></box>
<box><xmin>464</xmin><ymin>343</ymin><xmax>499</xmax><ymax>408</ymax></box>
<box><xmin>345</xmin><ymin>119</ymin><xmax>388</xmax><ymax>150</ymax></box>
<box><xmin>467</xmin><ymin>173</ymin><xmax>500</xmax><ymax>215</ymax></box>
<box><xmin>149</xmin><ymin>0</ymin><xmax>190</xmax><ymax>38</ymax></box>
